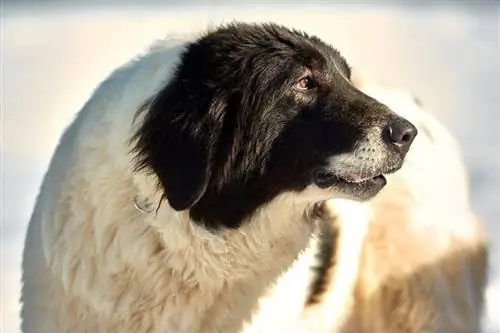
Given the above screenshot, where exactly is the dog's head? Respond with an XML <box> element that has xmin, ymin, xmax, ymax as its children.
<box><xmin>133</xmin><ymin>23</ymin><xmax>417</xmax><ymax>228</ymax></box>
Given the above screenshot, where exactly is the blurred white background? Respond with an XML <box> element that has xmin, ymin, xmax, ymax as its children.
<box><xmin>2</xmin><ymin>1</ymin><xmax>499</xmax><ymax>332</ymax></box>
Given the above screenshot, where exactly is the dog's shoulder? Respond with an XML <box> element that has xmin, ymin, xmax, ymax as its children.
<box><xmin>22</xmin><ymin>37</ymin><xmax>190</xmax><ymax>332</ymax></box>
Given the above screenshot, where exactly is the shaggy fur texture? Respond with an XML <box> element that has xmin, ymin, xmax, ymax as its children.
<box><xmin>339</xmin><ymin>76</ymin><xmax>488</xmax><ymax>333</ymax></box>
<box><xmin>21</xmin><ymin>23</ymin><xmax>416</xmax><ymax>333</ymax></box>
<box><xmin>243</xmin><ymin>74</ymin><xmax>488</xmax><ymax>333</ymax></box>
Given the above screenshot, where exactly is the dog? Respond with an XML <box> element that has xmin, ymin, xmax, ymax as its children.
<box><xmin>21</xmin><ymin>23</ymin><xmax>417</xmax><ymax>333</ymax></box>
<box><xmin>243</xmin><ymin>74</ymin><xmax>488</xmax><ymax>333</ymax></box>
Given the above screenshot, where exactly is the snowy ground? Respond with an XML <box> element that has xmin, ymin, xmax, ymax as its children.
<box><xmin>2</xmin><ymin>3</ymin><xmax>499</xmax><ymax>332</ymax></box>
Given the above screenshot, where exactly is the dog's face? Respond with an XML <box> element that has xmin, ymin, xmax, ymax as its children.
<box><xmin>133</xmin><ymin>23</ymin><xmax>417</xmax><ymax>228</ymax></box>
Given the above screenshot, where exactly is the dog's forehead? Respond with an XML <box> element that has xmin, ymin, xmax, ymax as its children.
<box><xmin>206</xmin><ymin>24</ymin><xmax>350</xmax><ymax>81</ymax></box>
<box><xmin>296</xmin><ymin>43</ymin><xmax>350</xmax><ymax>81</ymax></box>
<box><xmin>293</xmin><ymin>40</ymin><xmax>347</xmax><ymax>71</ymax></box>
<box><xmin>244</xmin><ymin>25</ymin><xmax>346</xmax><ymax>70</ymax></box>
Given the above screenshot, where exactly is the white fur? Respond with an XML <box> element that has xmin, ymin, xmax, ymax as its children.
<box><xmin>300</xmin><ymin>199</ymin><xmax>372</xmax><ymax>332</ymax></box>
<box><xmin>241</xmin><ymin>200</ymin><xmax>372</xmax><ymax>333</ymax></box>
<box><xmin>21</xmin><ymin>38</ymin><xmax>329</xmax><ymax>333</ymax></box>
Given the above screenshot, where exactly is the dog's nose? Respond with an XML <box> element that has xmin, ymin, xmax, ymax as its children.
<box><xmin>384</xmin><ymin>118</ymin><xmax>418</xmax><ymax>154</ymax></box>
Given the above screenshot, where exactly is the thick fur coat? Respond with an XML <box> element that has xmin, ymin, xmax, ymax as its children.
<box><xmin>21</xmin><ymin>24</ymin><xmax>416</xmax><ymax>333</ymax></box>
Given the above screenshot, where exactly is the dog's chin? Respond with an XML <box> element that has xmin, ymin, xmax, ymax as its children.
<box><xmin>314</xmin><ymin>172</ymin><xmax>387</xmax><ymax>201</ymax></box>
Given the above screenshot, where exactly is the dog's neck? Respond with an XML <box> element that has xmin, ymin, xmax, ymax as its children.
<box><xmin>135</xmin><ymin>183</ymin><xmax>316</xmax><ymax>284</ymax></box>
<box><xmin>128</xmin><ymin>175</ymin><xmax>317</xmax><ymax>332</ymax></box>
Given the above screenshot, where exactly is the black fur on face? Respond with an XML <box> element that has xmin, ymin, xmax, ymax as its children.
<box><xmin>132</xmin><ymin>22</ymin><xmax>417</xmax><ymax>229</ymax></box>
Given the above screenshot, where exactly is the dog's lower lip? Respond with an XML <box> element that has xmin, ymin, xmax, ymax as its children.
<box><xmin>314</xmin><ymin>172</ymin><xmax>386</xmax><ymax>188</ymax></box>
<box><xmin>370</xmin><ymin>174</ymin><xmax>387</xmax><ymax>186</ymax></box>
<box><xmin>342</xmin><ymin>174</ymin><xmax>386</xmax><ymax>186</ymax></box>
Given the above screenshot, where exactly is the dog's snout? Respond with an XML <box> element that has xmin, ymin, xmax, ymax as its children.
<box><xmin>384</xmin><ymin>118</ymin><xmax>418</xmax><ymax>154</ymax></box>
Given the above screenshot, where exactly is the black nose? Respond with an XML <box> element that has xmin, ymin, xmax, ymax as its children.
<box><xmin>384</xmin><ymin>118</ymin><xmax>418</xmax><ymax>154</ymax></box>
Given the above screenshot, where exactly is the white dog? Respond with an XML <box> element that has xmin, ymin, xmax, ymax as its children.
<box><xmin>21</xmin><ymin>24</ymin><xmax>417</xmax><ymax>333</ymax></box>
<box><xmin>243</xmin><ymin>73</ymin><xmax>488</xmax><ymax>333</ymax></box>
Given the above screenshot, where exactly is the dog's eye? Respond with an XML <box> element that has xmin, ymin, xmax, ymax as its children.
<box><xmin>296</xmin><ymin>76</ymin><xmax>317</xmax><ymax>90</ymax></box>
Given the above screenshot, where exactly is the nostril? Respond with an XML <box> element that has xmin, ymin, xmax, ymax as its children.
<box><xmin>401</xmin><ymin>132</ymin><xmax>412</xmax><ymax>143</ymax></box>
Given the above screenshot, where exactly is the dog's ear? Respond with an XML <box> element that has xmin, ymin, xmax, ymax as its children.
<box><xmin>133</xmin><ymin>81</ymin><xmax>226</xmax><ymax>211</ymax></box>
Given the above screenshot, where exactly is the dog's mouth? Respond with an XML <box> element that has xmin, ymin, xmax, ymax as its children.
<box><xmin>313</xmin><ymin>171</ymin><xmax>387</xmax><ymax>201</ymax></box>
